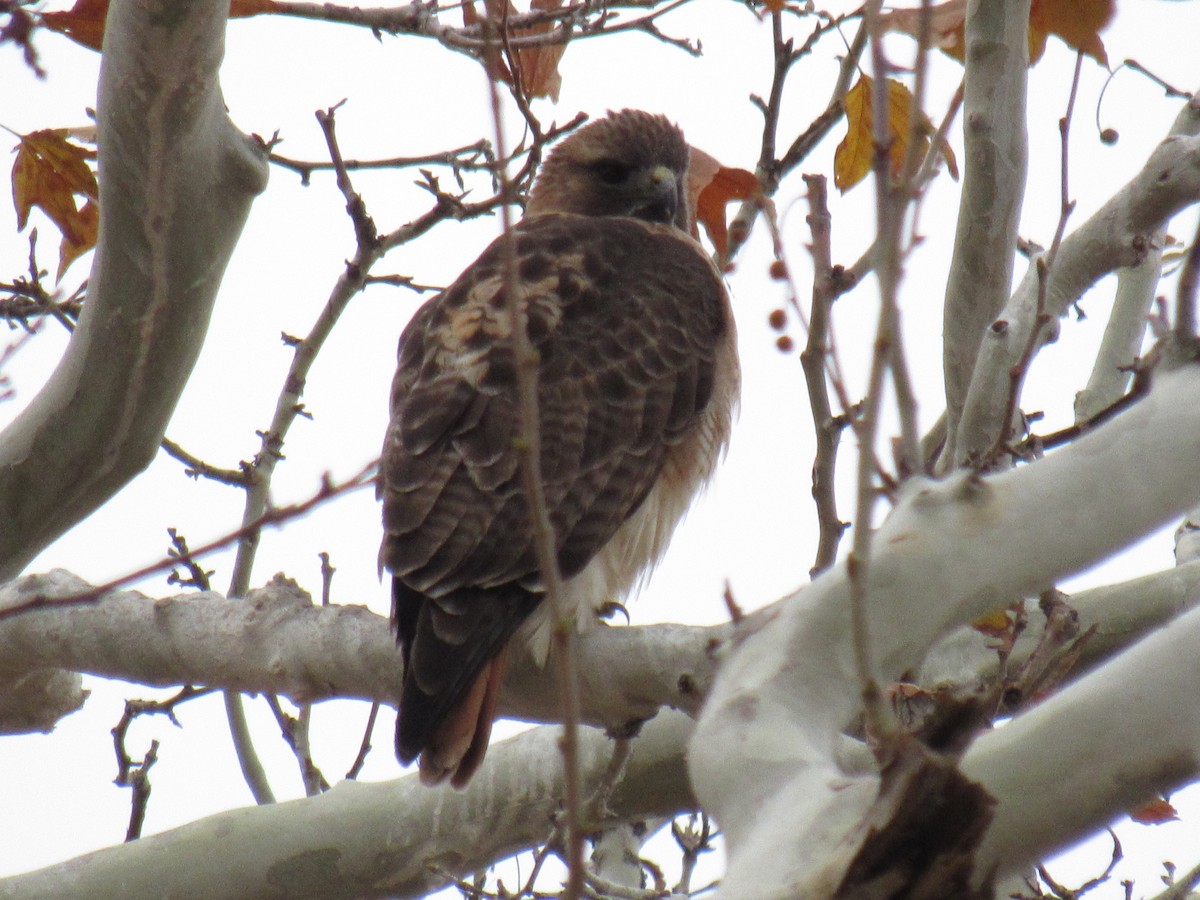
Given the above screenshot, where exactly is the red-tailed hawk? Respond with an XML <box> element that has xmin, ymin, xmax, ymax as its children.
<box><xmin>380</xmin><ymin>109</ymin><xmax>739</xmax><ymax>787</ymax></box>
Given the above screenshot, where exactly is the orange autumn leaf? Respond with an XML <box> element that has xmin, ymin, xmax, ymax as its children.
<box><xmin>1029</xmin><ymin>0</ymin><xmax>1113</xmax><ymax>66</ymax></box>
<box><xmin>881</xmin><ymin>0</ymin><xmax>1113</xmax><ymax>67</ymax></box>
<box><xmin>463</xmin><ymin>0</ymin><xmax>569</xmax><ymax>101</ymax></box>
<box><xmin>42</xmin><ymin>0</ymin><xmax>280</xmax><ymax>51</ymax></box>
<box><xmin>1129</xmin><ymin>797</ymin><xmax>1179</xmax><ymax>825</ymax></box>
<box><xmin>57</xmin><ymin>199</ymin><xmax>99</xmax><ymax>280</ymax></box>
<box><xmin>40</xmin><ymin>0</ymin><xmax>107</xmax><ymax>51</ymax></box>
<box><xmin>688</xmin><ymin>146</ymin><xmax>760</xmax><ymax>259</ymax></box>
<box><xmin>834</xmin><ymin>75</ymin><xmax>957</xmax><ymax>193</ymax></box>
<box><xmin>12</xmin><ymin>129</ymin><xmax>97</xmax><ymax>239</ymax></box>
<box><xmin>519</xmin><ymin>0</ymin><xmax>567</xmax><ymax>101</ymax></box>
<box><xmin>11</xmin><ymin>129</ymin><xmax>99</xmax><ymax>281</ymax></box>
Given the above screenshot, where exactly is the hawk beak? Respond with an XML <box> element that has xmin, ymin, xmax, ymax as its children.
<box><xmin>631</xmin><ymin>165</ymin><xmax>680</xmax><ymax>226</ymax></box>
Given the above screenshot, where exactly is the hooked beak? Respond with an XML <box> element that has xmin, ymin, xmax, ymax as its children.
<box><xmin>631</xmin><ymin>165</ymin><xmax>680</xmax><ymax>226</ymax></box>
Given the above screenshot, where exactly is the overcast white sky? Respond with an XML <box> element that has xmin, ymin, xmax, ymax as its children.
<box><xmin>3</xmin><ymin>2</ymin><xmax>1200</xmax><ymax>895</ymax></box>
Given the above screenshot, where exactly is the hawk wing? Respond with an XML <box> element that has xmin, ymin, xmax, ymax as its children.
<box><xmin>380</xmin><ymin>212</ymin><xmax>732</xmax><ymax>785</ymax></box>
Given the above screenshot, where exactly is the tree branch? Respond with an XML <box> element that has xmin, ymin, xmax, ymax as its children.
<box><xmin>956</xmin><ymin>95</ymin><xmax>1200</xmax><ymax>464</ymax></box>
<box><xmin>941</xmin><ymin>0</ymin><xmax>1030</xmax><ymax>467</ymax></box>
<box><xmin>0</xmin><ymin>710</ymin><xmax>697</xmax><ymax>900</ymax></box>
<box><xmin>0</xmin><ymin>571</ymin><xmax>724</xmax><ymax>738</ymax></box>
<box><xmin>0</xmin><ymin>0</ymin><xmax>269</xmax><ymax>579</ymax></box>
<box><xmin>691</xmin><ymin>364</ymin><xmax>1200</xmax><ymax>896</ymax></box>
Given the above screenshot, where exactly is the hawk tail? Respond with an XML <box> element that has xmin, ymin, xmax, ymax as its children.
<box><xmin>393</xmin><ymin>577</ymin><xmax>540</xmax><ymax>787</ymax></box>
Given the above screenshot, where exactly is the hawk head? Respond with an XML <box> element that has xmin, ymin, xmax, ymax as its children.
<box><xmin>525</xmin><ymin>109</ymin><xmax>691</xmax><ymax>231</ymax></box>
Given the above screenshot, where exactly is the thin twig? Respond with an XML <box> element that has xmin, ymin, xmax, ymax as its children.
<box><xmin>159</xmin><ymin>438</ymin><xmax>249</xmax><ymax>486</ymax></box>
<box><xmin>269</xmin><ymin>139</ymin><xmax>494</xmax><ymax>186</ymax></box>
<box><xmin>483</xmin><ymin>20</ymin><xmax>584</xmax><ymax>896</ymax></box>
<box><xmin>345</xmin><ymin>702</ymin><xmax>380</xmax><ymax>780</ymax></box>
<box><xmin>985</xmin><ymin>52</ymin><xmax>1082</xmax><ymax>467</ymax></box>
<box><xmin>800</xmin><ymin>175</ymin><xmax>848</xmax><ymax>576</ymax></box>
<box><xmin>0</xmin><ymin>461</ymin><xmax>378</xmax><ymax>622</ymax></box>
<box><xmin>843</xmin><ymin>0</ymin><xmax>904</xmax><ymax>749</ymax></box>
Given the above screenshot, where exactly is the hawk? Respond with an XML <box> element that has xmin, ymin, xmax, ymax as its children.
<box><xmin>379</xmin><ymin>109</ymin><xmax>739</xmax><ymax>787</ymax></box>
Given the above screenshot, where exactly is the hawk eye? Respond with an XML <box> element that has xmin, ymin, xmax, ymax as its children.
<box><xmin>593</xmin><ymin>160</ymin><xmax>633</xmax><ymax>186</ymax></box>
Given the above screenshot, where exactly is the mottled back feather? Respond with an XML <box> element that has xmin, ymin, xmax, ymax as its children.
<box><xmin>379</xmin><ymin>109</ymin><xmax>736</xmax><ymax>786</ymax></box>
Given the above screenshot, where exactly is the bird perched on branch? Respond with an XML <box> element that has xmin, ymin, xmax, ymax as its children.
<box><xmin>379</xmin><ymin>109</ymin><xmax>739</xmax><ymax>787</ymax></box>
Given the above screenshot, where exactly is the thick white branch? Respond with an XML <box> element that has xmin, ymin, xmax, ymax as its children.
<box><xmin>0</xmin><ymin>0</ymin><xmax>268</xmax><ymax>579</ymax></box>
<box><xmin>0</xmin><ymin>571</ymin><xmax>721</xmax><ymax>736</ymax></box>
<box><xmin>941</xmin><ymin>0</ymin><xmax>1030</xmax><ymax>461</ymax></box>
<box><xmin>1074</xmin><ymin>243</ymin><xmax>1162</xmax><ymax>421</ymax></box>
<box><xmin>918</xmin><ymin>558</ymin><xmax>1200</xmax><ymax>691</ymax></box>
<box><xmin>963</xmin><ymin>604</ymin><xmax>1200</xmax><ymax>885</ymax></box>
<box><xmin>0</xmin><ymin>710</ymin><xmax>696</xmax><ymax>899</ymax></box>
<box><xmin>691</xmin><ymin>366</ymin><xmax>1200</xmax><ymax>897</ymax></box>
<box><xmin>957</xmin><ymin>94</ymin><xmax>1200</xmax><ymax>463</ymax></box>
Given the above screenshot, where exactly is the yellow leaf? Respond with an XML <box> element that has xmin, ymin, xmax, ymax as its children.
<box><xmin>835</xmin><ymin>76</ymin><xmax>950</xmax><ymax>192</ymax></box>
<box><xmin>971</xmin><ymin>607</ymin><xmax>1013</xmax><ymax>639</ymax></box>
<box><xmin>12</xmin><ymin>128</ymin><xmax>98</xmax><ymax>241</ymax></box>
<box><xmin>835</xmin><ymin>77</ymin><xmax>873</xmax><ymax>192</ymax></box>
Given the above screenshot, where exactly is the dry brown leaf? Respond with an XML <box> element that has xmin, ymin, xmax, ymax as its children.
<box><xmin>1029</xmin><ymin>0</ymin><xmax>1113</xmax><ymax>65</ymax></box>
<box><xmin>878</xmin><ymin>0</ymin><xmax>968</xmax><ymax>61</ymax></box>
<box><xmin>688</xmin><ymin>146</ymin><xmax>759</xmax><ymax>259</ymax></box>
<box><xmin>463</xmin><ymin>0</ymin><xmax>568</xmax><ymax>101</ymax></box>
<box><xmin>881</xmin><ymin>0</ymin><xmax>1113</xmax><ymax>67</ymax></box>
<box><xmin>1129</xmin><ymin>796</ymin><xmax>1179</xmax><ymax>826</ymax></box>
<box><xmin>40</xmin><ymin>0</ymin><xmax>108</xmax><ymax>51</ymax></box>
<box><xmin>42</xmin><ymin>0</ymin><xmax>279</xmax><ymax>51</ymax></box>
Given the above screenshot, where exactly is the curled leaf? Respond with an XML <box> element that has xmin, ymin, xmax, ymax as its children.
<box><xmin>688</xmin><ymin>146</ymin><xmax>760</xmax><ymax>259</ymax></box>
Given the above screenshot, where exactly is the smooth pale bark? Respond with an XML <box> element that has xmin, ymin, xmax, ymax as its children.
<box><xmin>0</xmin><ymin>571</ymin><xmax>722</xmax><ymax>736</ymax></box>
<box><xmin>956</xmin><ymin>96</ymin><xmax>1200</xmax><ymax>464</ymax></box>
<box><xmin>0</xmin><ymin>0</ymin><xmax>268</xmax><ymax>579</ymax></box>
<box><xmin>963</xmin><ymin>603</ymin><xmax>1200</xmax><ymax>885</ymax></box>
<box><xmin>692</xmin><ymin>366</ymin><xmax>1200</xmax><ymax>897</ymax></box>
<box><xmin>941</xmin><ymin>0</ymin><xmax>1030</xmax><ymax>463</ymax></box>
<box><xmin>0</xmin><ymin>711</ymin><xmax>696</xmax><ymax>900</ymax></box>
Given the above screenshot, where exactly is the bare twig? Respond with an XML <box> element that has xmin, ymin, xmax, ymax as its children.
<box><xmin>0</xmin><ymin>461</ymin><xmax>378</xmax><ymax>622</ymax></box>
<box><xmin>165</xmin><ymin>528</ymin><xmax>214</xmax><ymax>591</ymax></box>
<box><xmin>262</xmin><ymin>0</ymin><xmax>703</xmax><ymax>58</ymax></box>
<box><xmin>800</xmin><ymin>175</ymin><xmax>849</xmax><ymax>576</ymax></box>
<box><xmin>269</xmin><ymin>139</ymin><xmax>494</xmax><ymax>186</ymax></box>
<box><xmin>483</xmin><ymin>32</ymin><xmax>584</xmax><ymax>896</ymax></box>
<box><xmin>985</xmin><ymin>52</ymin><xmax>1082</xmax><ymax>467</ymax></box>
<box><xmin>110</xmin><ymin>686</ymin><xmax>211</xmax><ymax>841</ymax></box>
<box><xmin>159</xmin><ymin>439</ymin><xmax>249</xmax><ymax>486</ymax></box>
<box><xmin>265</xmin><ymin>695</ymin><xmax>331</xmax><ymax>796</ymax></box>
<box><xmin>345</xmin><ymin>702</ymin><xmax>381</xmax><ymax>780</ymax></box>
